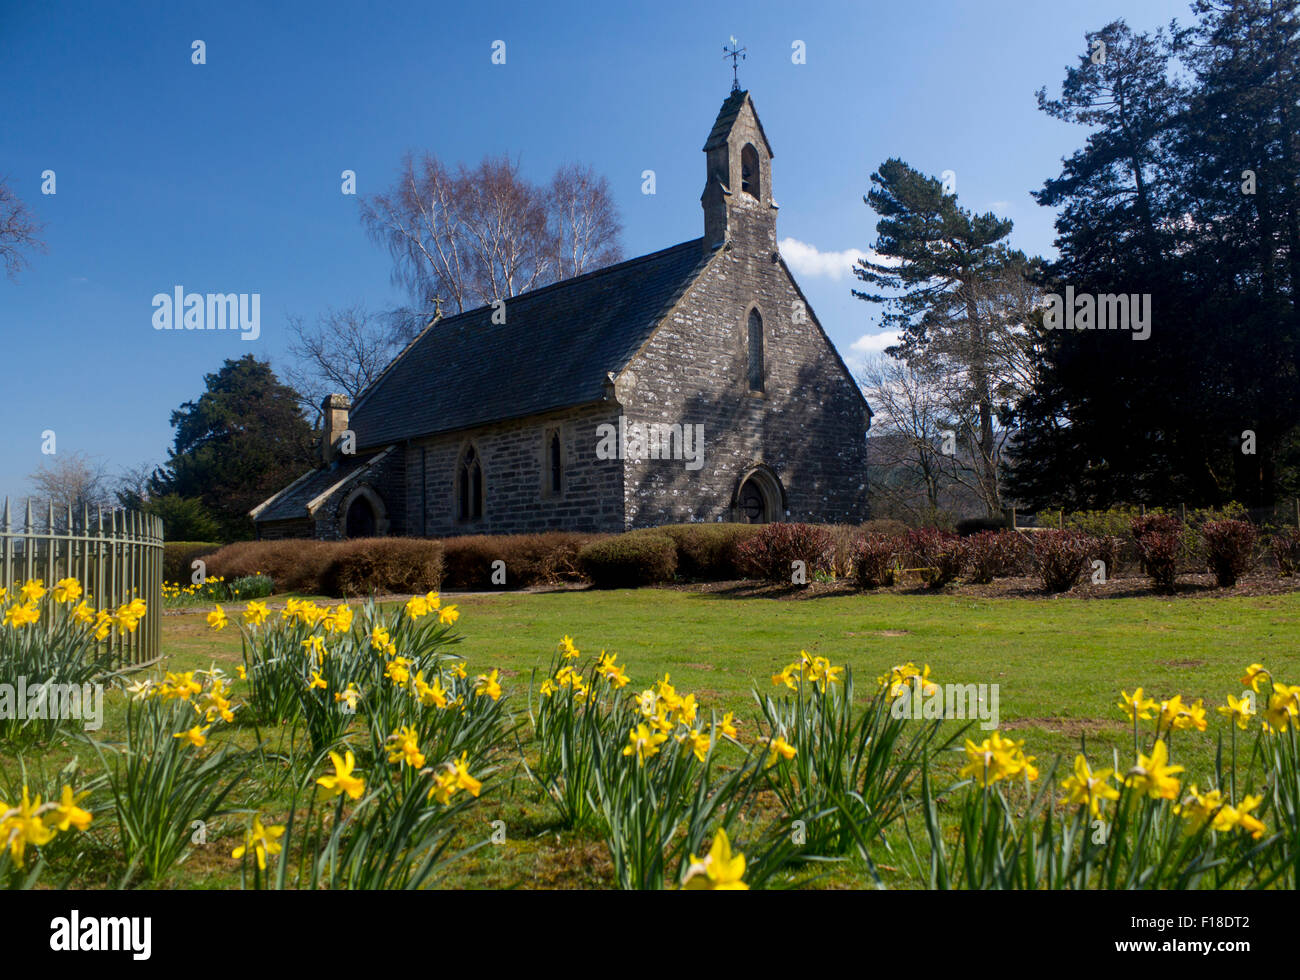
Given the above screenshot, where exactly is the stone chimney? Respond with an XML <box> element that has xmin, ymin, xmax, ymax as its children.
<box><xmin>321</xmin><ymin>393</ymin><xmax>351</xmax><ymax>464</ymax></box>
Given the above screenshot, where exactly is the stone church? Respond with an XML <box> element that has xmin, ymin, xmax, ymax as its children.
<box><xmin>252</xmin><ymin>89</ymin><xmax>871</xmax><ymax>540</ymax></box>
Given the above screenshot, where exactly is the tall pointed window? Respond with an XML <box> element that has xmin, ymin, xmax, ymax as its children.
<box><xmin>740</xmin><ymin>144</ymin><xmax>760</xmax><ymax>199</ymax></box>
<box><xmin>456</xmin><ymin>445</ymin><xmax>483</xmax><ymax>521</ymax></box>
<box><xmin>747</xmin><ymin>309</ymin><xmax>764</xmax><ymax>392</ymax></box>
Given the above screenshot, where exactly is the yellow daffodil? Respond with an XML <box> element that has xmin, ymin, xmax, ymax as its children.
<box><xmin>1119</xmin><ymin>687</ymin><xmax>1157</xmax><ymax>722</ymax></box>
<box><xmin>413</xmin><ymin>672</ymin><xmax>449</xmax><ymax>708</ymax></box>
<box><xmin>242</xmin><ymin>601</ymin><xmax>269</xmax><ymax>626</ymax></box>
<box><xmin>301</xmin><ymin>636</ymin><xmax>328</xmax><ymax>663</ymax></box>
<box><xmin>52</xmin><ymin>578</ymin><xmax>83</xmax><ymax>604</ymax></box>
<box><xmin>1059</xmin><ymin>754</ymin><xmax>1120</xmax><ymax>817</ymax></box>
<box><xmin>173</xmin><ymin>724</ymin><xmax>210</xmax><ymax>749</ymax></box>
<box><xmin>452</xmin><ymin>752</ymin><xmax>481</xmax><ymax>796</ymax></box>
<box><xmin>1158</xmin><ymin>694</ymin><xmax>1208</xmax><ymax>733</ymax></box>
<box><xmin>0</xmin><ymin>786</ymin><xmax>55</xmax><ymax>867</ymax></box>
<box><xmin>679</xmin><ymin>728</ymin><xmax>711</xmax><ymax>763</ymax></box>
<box><xmin>682</xmin><ymin>828</ymin><xmax>747</xmax><ymax>890</ymax></box>
<box><xmin>317</xmin><ymin>750</ymin><xmax>365</xmax><ymax>800</ymax></box>
<box><xmin>959</xmin><ymin>732</ymin><xmax>1038</xmax><ymax>786</ymax></box>
<box><xmin>322</xmin><ymin>604</ymin><xmax>353</xmax><ymax>634</ymax></box>
<box><xmin>437</xmin><ymin>604</ymin><xmax>459</xmax><ymax>625</ymax></box>
<box><xmin>384</xmin><ymin>657</ymin><xmax>412</xmax><ymax>687</ymax></box>
<box><xmin>232</xmin><ymin>815</ymin><xmax>284</xmax><ymax>870</ymax></box>
<box><xmin>717</xmin><ymin>712</ymin><xmax>739</xmax><ymax>740</ymax></box>
<box><xmin>675</xmin><ymin>692</ymin><xmax>698</xmax><ymax>727</ymax></box>
<box><xmin>1217</xmin><ymin>693</ymin><xmax>1256</xmax><ymax>730</ymax></box>
<box><xmin>878</xmin><ymin>662</ymin><xmax>938</xmax><ymax>698</ymax></box>
<box><xmin>558</xmin><ymin>635</ymin><xmax>580</xmax><ymax>659</ymax></box>
<box><xmin>426</xmin><ymin>767</ymin><xmax>459</xmax><ymax>805</ymax></box>
<box><xmin>3</xmin><ymin>602</ymin><xmax>40</xmax><ymax>628</ymax></box>
<box><xmin>1264</xmin><ymin>690</ymin><xmax>1297</xmax><ymax>733</ymax></box>
<box><xmin>334</xmin><ymin>683</ymin><xmax>362</xmax><ymax>711</ymax></box>
<box><xmin>386</xmin><ymin>725</ymin><xmax>426</xmax><ymax>769</ymax></box>
<box><xmin>206</xmin><ymin>605</ymin><xmax>228</xmax><ymax>631</ymax></box>
<box><xmin>1175</xmin><ymin>785</ymin><xmax>1265</xmax><ymax>839</ymax></box>
<box><xmin>1241</xmin><ymin>663</ymin><xmax>1270</xmax><ymax>692</ymax></box>
<box><xmin>1126</xmin><ymin>739</ymin><xmax>1184</xmax><ymax>800</ymax></box>
<box><xmin>18</xmin><ymin>579</ymin><xmax>46</xmax><ymax>603</ymax></box>
<box><xmin>44</xmin><ymin>785</ymin><xmax>92</xmax><ymax>833</ymax></box>
<box><xmin>474</xmin><ymin>668</ymin><xmax>502</xmax><ymax>700</ymax></box>
<box><xmin>763</xmin><ymin>734</ymin><xmax>797</xmax><ymax>769</ymax></box>
<box><xmin>596</xmin><ymin>651</ymin><xmax>629</xmax><ymax>687</ymax></box>
<box><xmin>623</xmin><ymin>723</ymin><xmax>668</xmax><ymax>765</ymax></box>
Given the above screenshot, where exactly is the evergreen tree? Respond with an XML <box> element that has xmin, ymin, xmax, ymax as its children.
<box><xmin>1005</xmin><ymin>5</ymin><xmax>1300</xmax><ymax>509</ymax></box>
<box><xmin>153</xmin><ymin>355</ymin><xmax>315</xmax><ymax>540</ymax></box>
<box><xmin>854</xmin><ymin>159</ymin><xmax>1036</xmax><ymax>514</ymax></box>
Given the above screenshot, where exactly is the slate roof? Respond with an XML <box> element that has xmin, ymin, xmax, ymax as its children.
<box><xmin>703</xmin><ymin>89</ymin><xmax>773</xmax><ymax>157</ymax></box>
<box><xmin>252</xmin><ymin>449</ymin><xmax>388</xmax><ymax>523</ymax></box>
<box><xmin>348</xmin><ymin>238</ymin><xmax>711</xmax><ymax>449</ymax></box>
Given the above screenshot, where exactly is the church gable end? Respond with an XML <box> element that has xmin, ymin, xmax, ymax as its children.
<box><xmin>618</xmin><ymin>90</ymin><xmax>868</xmax><ymax>528</ymax></box>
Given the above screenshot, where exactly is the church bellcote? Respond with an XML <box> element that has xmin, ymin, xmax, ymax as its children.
<box><xmin>701</xmin><ymin>89</ymin><xmax>777</xmax><ymax>252</ymax></box>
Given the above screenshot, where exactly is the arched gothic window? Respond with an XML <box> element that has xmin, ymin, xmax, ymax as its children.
<box><xmin>457</xmin><ymin>445</ymin><xmax>483</xmax><ymax>521</ymax></box>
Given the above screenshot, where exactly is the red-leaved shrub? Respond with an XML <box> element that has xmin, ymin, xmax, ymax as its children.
<box><xmin>963</xmin><ymin>530</ymin><xmax>1029</xmax><ymax>584</ymax></box>
<box><xmin>734</xmin><ymin>523</ymin><xmax>836</xmax><ymax>583</ymax></box>
<box><xmin>1090</xmin><ymin>535</ymin><xmax>1127</xmax><ymax>580</ymax></box>
<box><xmin>905</xmin><ymin>528</ymin><xmax>964</xmax><ymax>589</ymax></box>
<box><xmin>1132</xmin><ymin>515</ymin><xmax>1182</xmax><ymax>592</ymax></box>
<box><xmin>852</xmin><ymin>534</ymin><xmax>900</xmax><ymax>589</ymax></box>
<box><xmin>1273</xmin><ymin>528</ymin><xmax>1300</xmax><ymax>577</ymax></box>
<box><xmin>1200</xmin><ymin>519</ymin><xmax>1257</xmax><ymax>587</ymax></box>
<box><xmin>1031</xmin><ymin>529</ymin><xmax>1094</xmax><ymax>593</ymax></box>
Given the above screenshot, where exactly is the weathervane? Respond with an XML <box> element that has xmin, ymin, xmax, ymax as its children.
<box><xmin>723</xmin><ymin>36</ymin><xmax>746</xmax><ymax>93</ymax></box>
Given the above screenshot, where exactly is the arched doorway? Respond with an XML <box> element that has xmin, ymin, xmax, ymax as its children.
<box><xmin>345</xmin><ymin>495</ymin><xmax>376</xmax><ymax>538</ymax></box>
<box><xmin>734</xmin><ymin>467</ymin><xmax>783</xmax><ymax>524</ymax></box>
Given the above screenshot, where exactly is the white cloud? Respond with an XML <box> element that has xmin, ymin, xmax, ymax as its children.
<box><xmin>849</xmin><ymin>332</ymin><xmax>898</xmax><ymax>356</ymax></box>
<box><xmin>778</xmin><ymin>238</ymin><xmax>872</xmax><ymax>280</ymax></box>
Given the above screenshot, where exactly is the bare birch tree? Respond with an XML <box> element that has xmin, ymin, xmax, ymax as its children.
<box><xmin>361</xmin><ymin>154</ymin><xmax>622</xmax><ymax>313</ymax></box>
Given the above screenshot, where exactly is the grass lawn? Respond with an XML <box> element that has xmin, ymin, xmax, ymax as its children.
<box><xmin>11</xmin><ymin>585</ymin><xmax>1300</xmax><ymax>889</ymax></box>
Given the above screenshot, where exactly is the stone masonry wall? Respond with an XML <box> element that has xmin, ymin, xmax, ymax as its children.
<box><xmin>405</xmin><ymin>402</ymin><xmax>625</xmax><ymax>537</ymax></box>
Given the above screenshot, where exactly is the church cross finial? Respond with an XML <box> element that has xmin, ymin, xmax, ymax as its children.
<box><xmin>722</xmin><ymin>36</ymin><xmax>746</xmax><ymax>93</ymax></box>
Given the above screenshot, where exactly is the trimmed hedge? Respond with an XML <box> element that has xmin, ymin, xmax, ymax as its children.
<box><xmin>162</xmin><ymin>541</ymin><xmax>224</xmax><ymax>584</ymax></box>
<box><xmin>202</xmin><ymin>540</ymin><xmax>336</xmax><ymax>594</ymax></box>
<box><xmin>202</xmin><ymin>538</ymin><xmax>442</xmax><ymax>597</ymax></box>
<box><xmin>657</xmin><ymin>523</ymin><xmax>764</xmax><ymax>580</ymax></box>
<box><xmin>320</xmin><ymin>538</ymin><xmax>444</xmax><ymax>597</ymax></box>
<box><xmin>441</xmin><ymin>532</ymin><xmax>604</xmax><ymax>589</ymax></box>
<box><xmin>578</xmin><ymin>532</ymin><xmax>678</xmax><ymax>588</ymax></box>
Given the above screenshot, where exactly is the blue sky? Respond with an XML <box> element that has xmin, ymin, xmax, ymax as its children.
<box><xmin>0</xmin><ymin>0</ymin><xmax>1193</xmax><ymax>504</ymax></box>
